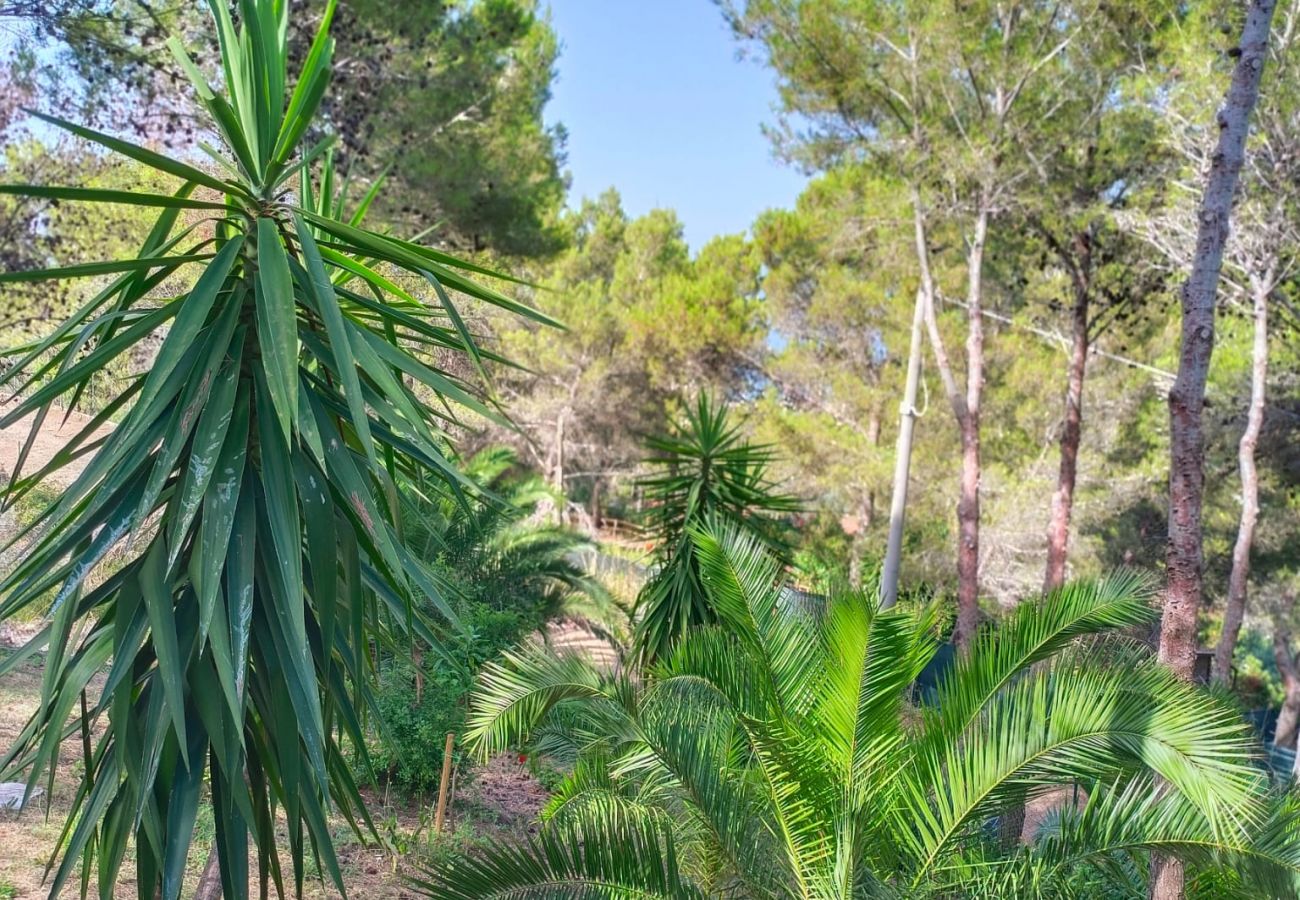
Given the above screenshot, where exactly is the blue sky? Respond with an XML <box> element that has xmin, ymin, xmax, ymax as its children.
<box><xmin>544</xmin><ymin>1</ymin><xmax>808</xmax><ymax>252</ymax></box>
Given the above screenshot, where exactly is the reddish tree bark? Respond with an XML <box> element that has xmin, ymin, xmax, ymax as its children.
<box><xmin>1151</xmin><ymin>3</ymin><xmax>1278</xmax><ymax>897</ymax></box>
<box><xmin>955</xmin><ymin>208</ymin><xmax>988</xmax><ymax>649</ymax></box>
<box><xmin>956</xmin><ymin>410</ymin><xmax>982</xmax><ymax>646</ymax></box>
<box><xmin>194</xmin><ymin>849</ymin><xmax>222</xmax><ymax>900</ymax></box>
<box><xmin>1212</xmin><ymin>273</ymin><xmax>1270</xmax><ymax>682</ymax></box>
<box><xmin>1273</xmin><ymin>629</ymin><xmax>1300</xmax><ymax>749</ymax></box>
<box><xmin>1043</xmin><ymin>235</ymin><xmax>1092</xmax><ymax>593</ymax></box>
<box><xmin>922</xmin><ymin>201</ymin><xmax>989</xmax><ymax>650</ymax></box>
<box><xmin>849</xmin><ymin>410</ymin><xmax>882</xmax><ymax>589</ymax></box>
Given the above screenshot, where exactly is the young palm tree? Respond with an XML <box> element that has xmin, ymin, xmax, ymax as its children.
<box><xmin>412</xmin><ymin>527</ymin><xmax>1300</xmax><ymax>898</ymax></box>
<box><xmin>404</xmin><ymin>446</ymin><xmax>612</xmax><ymax>625</ymax></box>
<box><xmin>0</xmin><ymin>1</ymin><xmax>552</xmax><ymax>897</ymax></box>
<box><xmin>634</xmin><ymin>394</ymin><xmax>798</xmax><ymax>662</ymax></box>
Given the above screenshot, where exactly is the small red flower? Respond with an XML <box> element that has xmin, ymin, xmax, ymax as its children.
<box><xmin>517</xmin><ymin>753</ymin><xmax>527</xmax><ymax>764</ymax></box>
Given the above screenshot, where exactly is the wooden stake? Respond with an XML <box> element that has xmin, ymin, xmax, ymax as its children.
<box><xmin>433</xmin><ymin>732</ymin><xmax>455</xmax><ymax>833</ymax></box>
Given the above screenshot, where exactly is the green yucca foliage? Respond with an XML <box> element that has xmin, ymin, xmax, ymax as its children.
<box><xmin>0</xmin><ymin>2</ymin><xmax>553</xmax><ymax>897</ymax></box>
<box><xmin>633</xmin><ymin>394</ymin><xmax>798</xmax><ymax>663</ymax></box>
<box><xmin>413</xmin><ymin>526</ymin><xmax>1300</xmax><ymax>899</ymax></box>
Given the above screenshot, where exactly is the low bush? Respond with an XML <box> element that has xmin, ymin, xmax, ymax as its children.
<box><xmin>371</xmin><ymin>605</ymin><xmax>537</xmax><ymax>792</ymax></box>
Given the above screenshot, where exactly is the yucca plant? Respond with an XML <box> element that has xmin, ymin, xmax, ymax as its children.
<box><xmin>0</xmin><ymin>1</ymin><xmax>554</xmax><ymax>898</ymax></box>
<box><xmin>634</xmin><ymin>393</ymin><xmax>798</xmax><ymax>662</ymax></box>
<box><xmin>413</xmin><ymin>526</ymin><xmax>1300</xmax><ymax>898</ymax></box>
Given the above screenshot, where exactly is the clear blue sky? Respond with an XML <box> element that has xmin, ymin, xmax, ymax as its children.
<box><xmin>544</xmin><ymin>1</ymin><xmax>808</xmax><ymax>252</ymax></box>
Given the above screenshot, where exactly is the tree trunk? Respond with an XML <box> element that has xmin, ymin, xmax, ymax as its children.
<box><xmin>194</xmin><ymin>848</ymin><xmax>222</xmax><ymax>900</ymax></box>
<box><xmin>1212</xmin><ymin>274</ymin><xmax>1270</xmax><ymax>683</ymax></box>
<box><xmin>1043</xmin><ymin>248</ymin><xmax>1091</xmax><ymax>593</ymax></box>
<box><xmin>1018</xmin><ymin>263</ymin><xmax>1089</xmax><ymax>849</ymax></box>
<box><xmin>914</xmin><ymin>189</ymin><xmax>987</xmax><ymax>647</ymax></box>
<box><xmin>1276</xmin><ymin>695</ymin><xmax>1300</xmax><ymax>751</ymax></box>
<box><xmin>955</xmin><ymin>413</ymin><xmax>981</xmax><ymax>648</ymax></box>
<box><xmin>1159</xmin><ymin>0</ymin><xmax>1275</xmax><ymax>683</ymax></box>
<box><xmin>553</xmin><ymin>408</ymin><xmax>567</xmax><ymax>495</ymax></box>
<box><xmin>1273</xmin><ymin>629</ymin><xmax>1300</xmax><ymax>749</ymax></box>
<box><xmin>850</xmin><ymin>411</ymin><xmax>882</xmax><ymax>590</ymax></box>
<box><xmin>849</xmin><ymin>500</ymin><xmax>867</xmax><ymax>590</ymax></box>
<box><xmin>954</xmin><ymin>206</ymin><xmax>989</xmax><ymax>650</ymax></box>
<box><xmin>1152</xmin><ymin>4</ymin><xmax>1277</xmax><ymax>897</ymax></box>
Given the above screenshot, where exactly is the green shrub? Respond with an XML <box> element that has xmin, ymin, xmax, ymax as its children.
<box><xmin>372</xmin><ymin>605</ymin><xmax>536</xmax><ymax>792</ymax></box>
<box><xmin>373</xmin><ymin>659</ymin><xmax>472</xmax><ymax>792</ymax></box>
<box><xmin>365</xmin><ymin>448</ymin><xmax>611</xmax><ymax>793</ymax></box>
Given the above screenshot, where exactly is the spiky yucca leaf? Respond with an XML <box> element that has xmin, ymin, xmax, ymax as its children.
<box><xmin>632</xmin><ymin>394</ymin><xmax>799</xmax><ymax>663</ymax></box>
<box><xmin>0</xmin><ymin>1</ymin><xmax>554</xmax><ymax>897</ymax></box>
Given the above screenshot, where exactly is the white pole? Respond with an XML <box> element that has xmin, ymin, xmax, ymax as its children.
<box><xmin>880</xmin><ymin>287</ymin><xmax>927</xmax><ymax>608</ymax></box>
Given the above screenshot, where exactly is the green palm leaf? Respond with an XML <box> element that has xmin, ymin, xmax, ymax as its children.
<box><xmin>409</xmin><ymin>801</ymin><xmax>705</xmax><ymax>899</ymax></box>
<box><xmin>415</xmin><ymin>525</ymin><xmax>1298</xmax><ymax>900</ymax></box>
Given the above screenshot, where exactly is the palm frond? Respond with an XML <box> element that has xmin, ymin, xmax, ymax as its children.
<box><xmin>692</xmin><ymin>523</ymin><xmax>822</xmax><ymax>720</ymax></box>
<box><xmin>900</xmin><ymin>646</ymin><xmax>1264</xmax><ymax>881</ymax></box>
<box><xmin>1026</xmin><ymin>777</ymin><xmax>1300</xmax><ymax>897</ymax></box>
<box><xmin>407</xmin><ymin>801</ymin><xmax>705</xmax><ymax>900</ymax></box>
<box><xmin>466</xmin><ymin>644</ymin><xmax>634</xmax><ymax>760</ymax></box>
<box><xmin>928</xmin><ymin>572</ymin><xmax>1157</xmax><ymax>746</ymax></box>
<box><xmin>817</xmin><ymin>589</ymin><xmax>938</xmax><ymax>827</ymax></box>
<box><xmin>416</xmin><ymin>527</ymin><xmax>1298</xmax><ymax>899</ymax></box>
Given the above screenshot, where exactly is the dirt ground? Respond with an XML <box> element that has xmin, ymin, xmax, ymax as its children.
<box><xmin>0</xmin><ymin>402</ymin><xmax>116</xmax><ymax>490</ymax></box>
<box><xmin>0</xmin><ymin>649</ymin><xmax>548</xmax><ymax>899</ymax></box>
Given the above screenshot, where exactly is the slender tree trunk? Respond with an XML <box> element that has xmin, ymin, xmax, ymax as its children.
<box><xmin>1013</xmin><ymin>274</ymin><xmax>1088</xmax><ymax>846</ymax></box>
<box><xmin>850</xmin><ymin>411</ymin><xmax>882</xmax><ymax>590</ymax></box>
<box><xmin>1043</xmin><ymin>249</ymin><xmax>1091</xmax><ymax>593</ymax></box>
<box><xmin>1151</xmin><ymin>4</ymin><xmax>1277</xmax><ymax>897</ymax></box>
<box><xmin>879</xmin><ymin>291</ymin><xmax>926</xmax><ymax>606</ymax></box>
<box><xmin>954</xmin><ymin>207</ymin><xmax>989</xmax><ymax>650</ymax></box>
<box><xmin>553</xmin><ymin>408</ymin><xmax>567</xmax><ymax>495</ymax></box>
<box><xmin>413</xmin><ymin>645</ymin><xmax>424</xmax><ymax>704</ymax></box>
<box><xmin>1293</xmin><ymin>725</ymin><xmax>1300</xmax><ymax>781</ymax></box>
<box><xmin>1273</xmin><ymin>629</ymin><xmax>1300</xmax><ymax>749</ymax></box>
<box><xmin>1276</xmin><ymin>693</ymin><xmax>1300</xmax><ymax>751</ymax></box>
<box><xmin>194</xmin><ymin>848</ymin><xmax>222</xmax><ymax>900</ymax></box>
<box><xmin>912</xmin><ymin>189</ymin><xmax>988</xmax><ymax>649</ymax></box>
<box><xmin>1213</xmin><ymin>274</ymin><xmax>1270</xmax><ymax>682</ymax></box>
<box><xmin>1159</xmin><ymin>0</ymin><xmax>1275</xmax><ymax>681</ymax></box>
<box><xmin>849</xmin><ymin>500</ymin><xmax>868</xmax><ymax>590</ymax></box>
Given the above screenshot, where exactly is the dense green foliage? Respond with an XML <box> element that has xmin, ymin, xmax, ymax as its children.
<box><xmin>404</xmin><ymin>447</ymin><xmax>610</xmax><ymax>627</ymax></box>
<box><xmin>3</xmin><ymin>0</ymin><xmax>567</xmax><ymax>257</ymax></box>
<box><xmin>372</xmin><ymin>447</ymin><xmax>611</xmax><ymax>790</ymax></box>
<box><xmin>415</xmin><ymin>526</ymin><xmax>1300</xmax><ymax>898</ymax></box>
<box><xmin>1</xmin><ymin>1</ymin><xmax>1300</xmax><ymax>898</ymax></box>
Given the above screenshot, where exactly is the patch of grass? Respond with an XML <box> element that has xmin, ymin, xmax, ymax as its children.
<box><xmin>0</xmin><ymin>878</ymin><xmax>17</xmax><ymax>899</ymax></box>
<box><xmin>0</xmin><ymin>482</ymin><xmax>68</xmax><ymax>623</ymax></box>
